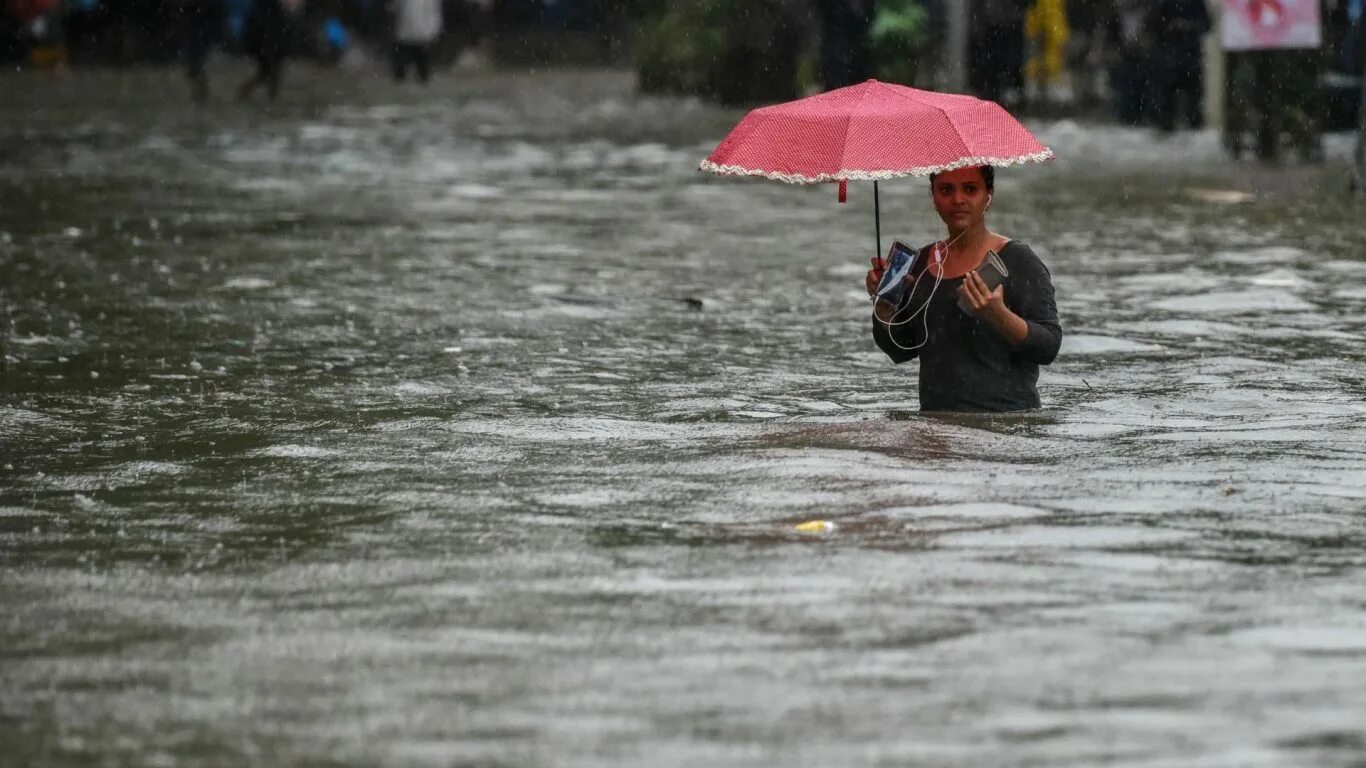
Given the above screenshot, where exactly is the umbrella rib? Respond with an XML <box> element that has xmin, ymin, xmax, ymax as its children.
<box><xmin>880</xmin><ymin>84</ymin><xmax>975</xmax><ymax>160</ymax></box>
<box><xmin>836</xmin><ymin>85</ymin><xmax>874</xmax><ymax>177</ymax></box>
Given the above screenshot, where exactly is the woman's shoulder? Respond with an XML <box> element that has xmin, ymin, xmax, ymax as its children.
<box><xmin>998</xmin><ymin>240</ymin><xmax>1050</xmax><ymax>270</ymax></box>
<box><xmin>997</xmin><ymin>239</ymin><xmax>1036</xmax><ymax>257</ymax></box>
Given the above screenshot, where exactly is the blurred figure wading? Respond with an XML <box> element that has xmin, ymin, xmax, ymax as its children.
<box><xmin>1103</xmin><ymin>0</ymin><xmax>1152</xmax><ymax>126</ymax></box>
<box><xmin>969</xmin><ymin>0</ymin><xmax>1029</xmax><ymax>106</ymax></box>
<box><xmin>390</xmin><ymin>0</ymin><xmax>441</xmax><ymax>83</ymax></box>
<box><xmin>178</xmin><ymin>0</ymin><xmax>223</xmax><ymax>102</ymax></box>
<box><xmin>236</xmin><ymin>0</ymin><xmax>295</xmax><ymax>100</ymax></box>
<box><xmin>1149</xmin><ymin>0</ymin><xmax>1211</xmax><ymax>132</ymax></box>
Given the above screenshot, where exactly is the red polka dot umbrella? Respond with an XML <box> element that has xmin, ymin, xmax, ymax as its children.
<box><xmin>700</xmin><ymin>79</ymin><xmax>1053</xmax><ymax>256</ymax></box>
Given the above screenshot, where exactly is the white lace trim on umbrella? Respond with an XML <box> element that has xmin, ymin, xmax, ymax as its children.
<box><xmin>698</xmin><ymin>149</ymin><xmax>1055</xmax><ymax>184</ymax></box>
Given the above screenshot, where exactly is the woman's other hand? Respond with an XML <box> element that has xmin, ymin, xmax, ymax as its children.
<box><xmin>865</xmin><ymin>256</ymin><xmax>887</xmax><ymax>298</ymax></box>
<box><xmin>957</xmin><ymin>270</ymin><xmax>1005</xmax><ymax>319</ymax></box>
<box><xmin>959</xmin><ymin>270</ymin><xmax>1029</xmax><ymax>345</ymax></box>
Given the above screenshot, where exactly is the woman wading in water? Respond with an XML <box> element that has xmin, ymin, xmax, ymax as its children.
<box><xmin>866</xmin><ymin>165</ymin><xmax>1062</xmax><ymax>412</ymax></box>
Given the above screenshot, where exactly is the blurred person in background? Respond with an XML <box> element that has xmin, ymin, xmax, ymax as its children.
<box><xmin>178</xmin><ymin>0</ymin><xmax>223</xmax><ymax>102</ymax></box>
<box><xmin>1024</xmin><ymin>0</ymin><xmax>1070</xmax><ymax>106</ymax></box>
<box><xmin>1102</xmin><ymin>0</ymin><xmax>1151</xmax><ymax>125</ymax></box>
<box><xmin>915</xmin><ymin>0</ymin><xmax>948</xmax><ymax>87</ymax></box>
<box><xmin>970</xmin><ymin>0</ymin><xmax>1030</xmax><ymax>105</ymax></box>
<box><xmin>10</xmin><ymin>0</ymin><xmax>68</xmax><ymax>71</ymax></box>
<box><xmin>1064</xmin><ymin>0</ymin><xmax>1107</xmax><ymax>109</ymax></box>
<box><xmin>236</xmin><ymin>0</ymin><xmax>293</xmax><ymax>100</ymax></box>
<box><xmin>818</xmin><ymin>0</ymin><xmax>874</xmax><ymax>89</ymax></box>
<box><xmin>389</xmin><ymin>0</ymin><xmax>440</xmax><ymax>82</ymax></box>
<box><xmin>1325</xmin><ymin>0</ymin><xmax>1364</xmax><ymax>130</ymax></box>
<box><xmin>1343</xmin><ymin>0</ymin><xmax>1366</xmax><ymax>73</ymax></box>
<box><xmin>1148</xmin><ymin>0</ymin><xmax>1211</xmax><ymax>132</ymax></box>
<box><xmin>1222</xmin><ymin>0</ymin><xmax>1326</xmax><ymax>161</ymax></box>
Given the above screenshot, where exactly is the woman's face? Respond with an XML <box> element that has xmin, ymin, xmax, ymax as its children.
<box><xmin>931</xmin><ymin>166</ymin><xmax>990</xmax><ymax>232</ymax></box>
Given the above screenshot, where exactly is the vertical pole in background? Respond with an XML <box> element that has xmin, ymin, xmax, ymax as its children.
<box><xmin>1357</xmin><ymin>65</ymin><xmax>1366</xmax><ymax>197</ymax></box>
<box><xmin>1206</xmin><ymin>23</ymin><xmax>1224</xmax><ymax>136</ymax></box>
<box><xmin>945</xmin><ymin>0</ymin><xmax>970</xmax><ymax>92</ymax></box>
<box><xmin>874</xmin><ymin>181</ymin><xmax>882</xmax><ymax>259</ymax></box>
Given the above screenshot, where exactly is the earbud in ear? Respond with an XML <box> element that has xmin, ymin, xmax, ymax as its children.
<box><xmin>986</xmin><ymin>193</ymin><xmax>993</xmax><ymax>209</ymax></box>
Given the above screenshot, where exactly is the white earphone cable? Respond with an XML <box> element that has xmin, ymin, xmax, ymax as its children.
<box><xmin>874</xmin><ymin>226</ymin><xmax>972</xmax><ymax>351</ymax></box>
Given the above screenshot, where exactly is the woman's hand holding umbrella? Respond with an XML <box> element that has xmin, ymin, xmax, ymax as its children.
<box><xmin>868</xmin><ymin>256</ymin><xmax>906</xmax><ymax>324</ymax></box>
<box><xmin>865</xmin><ymin>255</ymin><xmax>887</xmax><ymax>298</ymax></box>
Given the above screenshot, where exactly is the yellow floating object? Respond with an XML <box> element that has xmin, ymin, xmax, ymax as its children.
<box><xmin>794</xmin><ymin>520</ymin><xmax>834</xmax><ymax>533</ymax></box>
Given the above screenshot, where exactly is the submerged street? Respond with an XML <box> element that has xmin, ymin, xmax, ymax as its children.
<box><xmin>3</xmin><ymin>66</ymin><xmax>1366</xmax><ymax>766</ymax></box>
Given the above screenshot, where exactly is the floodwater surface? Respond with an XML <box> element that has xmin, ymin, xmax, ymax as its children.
<box><xmin>3</xmin><ymin>66</ymin><xmax>1366</xmax><ymax>767</ymax></box>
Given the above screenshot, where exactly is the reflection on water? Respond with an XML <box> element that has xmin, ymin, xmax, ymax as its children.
<box><xmin>3</xmin><ymin>67</ymin><xmax>1366</xmax><ymax>767</ymax></box>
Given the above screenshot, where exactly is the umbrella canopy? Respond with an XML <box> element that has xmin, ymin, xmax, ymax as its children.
<box><xmin>699</xmin><ymin>79</ymin><xmax>1052</xmax><ymax>183</ymax></box>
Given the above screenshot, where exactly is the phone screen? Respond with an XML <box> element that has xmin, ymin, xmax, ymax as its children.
<box><xmin>875</xmin><ymin>240</ymin><xmax>919</xmax><ymax>305</ymax></box>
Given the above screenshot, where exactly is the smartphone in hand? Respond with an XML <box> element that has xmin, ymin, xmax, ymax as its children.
<box><xmin>956</xmin><ymin>249</ymin><xmax>1009</xmax><ymax>316</ymax></box>
<box><xmin>874</xmin><ymin>240</ymin><xmax>919</xmax><ymax>308</ymax></box>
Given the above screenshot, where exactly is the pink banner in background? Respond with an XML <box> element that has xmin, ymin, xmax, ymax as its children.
<box><xmin>1221</xmin><ymin>0</ymin><xmax>1322</xmax><ymax>50</ymax></box>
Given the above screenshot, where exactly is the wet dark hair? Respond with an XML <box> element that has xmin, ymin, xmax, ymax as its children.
<box><xmin>929</xmin><ymin>165</ymin><xmax>994</xmax><ymax>190</ymax></box>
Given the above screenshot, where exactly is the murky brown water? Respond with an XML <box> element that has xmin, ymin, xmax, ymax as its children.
<box><xmin>3</xmin><ymin>64</ymin><xmax>1366</xmax><ymax>767</ymax></box>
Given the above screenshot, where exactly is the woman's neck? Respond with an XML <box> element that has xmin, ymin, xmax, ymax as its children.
<box><xmin>943</xmin><ymin>224</ymin><xmax>990</xmax><ymax>258</ymax></box>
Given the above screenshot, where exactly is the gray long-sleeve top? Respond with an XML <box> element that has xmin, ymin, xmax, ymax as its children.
<box><xmin>871</xmin><ymin>240</ymin><xmax>1062</xmax><ymax>412</ymax></box>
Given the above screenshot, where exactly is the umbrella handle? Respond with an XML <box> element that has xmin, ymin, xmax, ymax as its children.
<box><xmin>874</xmin><ymin>181</ymin><xmax>882</xmax><ymax>260</ymax></box>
